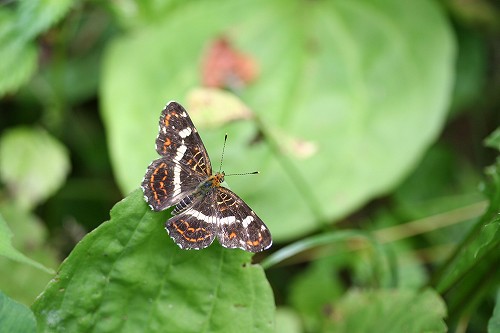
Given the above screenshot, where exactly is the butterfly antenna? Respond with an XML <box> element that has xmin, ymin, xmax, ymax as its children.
<box><xmin>219</xmin><ymin>134</ymin><xmax>259</xmax><ymax>176</ymax></box>
<box><xmin>219</xmin><ymin>133</ymin><xmax>228</xmax><ymax>173</ymax></box>
<box><xmin>225</xmin><ymin>171</ymin><xmax>259</xmax><ymax>177</ymax></box>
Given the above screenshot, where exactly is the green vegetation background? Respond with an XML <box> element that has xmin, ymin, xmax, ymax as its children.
<box><xmin>0</xmin><ymin>1</ymin><xmax>499</xmax><ymax>332</ymax></box>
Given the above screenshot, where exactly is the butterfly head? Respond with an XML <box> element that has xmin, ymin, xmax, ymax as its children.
<box><xmin>212</xmin><ymin>172</ymin><xmax>225</xmax><ymax>187</ymax></box>
<box><xmin>197</xmin><ymin>172</ymin><xmax>224</xmax><ymax>195</ymax></box>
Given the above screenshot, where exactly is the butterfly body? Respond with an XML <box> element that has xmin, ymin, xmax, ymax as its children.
<box><xmin>141</xmin><ymin>101</ymin><xmax>272</xmax><ymax>252</ymax></box>
<box><xmin>171</xmin><ymin>172</ymin><xmax>223</xmax><ymax>215</ymax></box>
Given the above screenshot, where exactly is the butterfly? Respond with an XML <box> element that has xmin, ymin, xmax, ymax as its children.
<box><xmin>141</xmin><ymin>101</ymin><xmax>272</xmax><ymax>252</ymax></box>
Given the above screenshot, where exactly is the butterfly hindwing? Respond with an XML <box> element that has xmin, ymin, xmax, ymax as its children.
<box><xmin>141</xmin><ymin>158</ymin><xmax>202</xmax><ymax>211</ymax></box>
<box><xmin>216</xmin><ymin>187</ymin><xmax>272</xmax><ymax>252</ymax></box>
<box><xmin>166</xmin><ymin>192</ymin><xmax>217</xmax><ymax>250</ymax></box>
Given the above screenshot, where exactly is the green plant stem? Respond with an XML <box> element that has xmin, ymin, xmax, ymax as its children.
<box><xmin>429</xmin><ymin>170</ymin><xmax>500</xmax><ymax>289</ymax></box>
<box><xmin>253</xmin><ymin>112</ymin><xmax>329</xmax><ymax>228</ymax></box>
<box><xmin>373</xmin><ymin>201</ymin><xmax>488</xmax><ymax>244</ymax></box>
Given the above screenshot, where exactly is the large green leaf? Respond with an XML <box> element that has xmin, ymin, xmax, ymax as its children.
<box><xmin>101</xmin><ymin>0</ymin><xmax>455</xmax><ymax>241</ymax></box>
<box><xmin>0</xmin><ymin>291</ymin><xmax>37</xmax><ymax>333</ymax></box>
<box><xmin>32</xmin><ymin>189</ymin><xmax>275</xmax><ymax>333</ymax></box>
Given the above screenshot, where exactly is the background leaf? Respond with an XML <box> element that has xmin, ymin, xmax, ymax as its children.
<box><xmin>489</xmin><ymin>291</ymin><xmax>500</xmax><ymax>333</ymax></box>
<box><xmin>0</xmin><ymin>9</ymin><xmax>37</xmax><ymax>96</ymax></box>
<box><xmin>328</xmin><ymin>289</ymin><xmax>447</xmax><ymax>333</ymax></box>
<box><xmin>0</xmin><ymin>0</ymin><xmax>75</xmax><ymax>96</ymax></box>
<box><xmin>485</xmin><ymin>127</ymin><xmax>500</xmax><ymax>151</ymax></box>
<box><xmin>101</xmin><ymin>0</ymin><xmax>455</xmax><ymax>241</ymax></box>
<box><xmin>275</xmin><ymin>307</ymin><xmax>302</xmax><ymax>333</ymax></box>
<box><xmin>430</xmin><ymin>139</ymin><xmax>500</xmax><ymax>321</ymax></box>
<box><xmin>0</xmin><ymin>204</ymin><xmax>57</xmax><ymax>305</ymax></box>
<box><xmin>32</xmin><ymin>189</ymin><xmax>275</xmax><ymax>333</ymax></box>
<box><xmin>0</xmin><ymin>291</ymin><xmax>37</xmax><ymax>333</ymax></box>
<box><xmin>16</xmin><ymin>0</ymin><xmax>75</xmax><ymax>40</ymax></box>
<box><xmin>0</xmin><ymin>212</ymin><xmax>53</xmax><ymax>274</ymax></box>
<box><xmin>433</xmin><ymin>216</ymin><xmax>500</xmax><ymax>294</ymax></box>
<box><xmin>0</xmin><ymin>127</ymin><xmax>70</xmax><ymax>209</ymax></box>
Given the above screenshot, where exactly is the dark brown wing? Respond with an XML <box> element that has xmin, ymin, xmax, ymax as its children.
<box><xmin>141</xmin><ymin>158</ymin><xmax>203</xmax><ymax>211</ymax></box>
<box><xmin>141</xmin><ymin>101</ymin><xmax>212</xmax><ymax>211</ymax></box>
<box><xmin>165</xmin><ymin>192</ymin><xmax>217</xmax><ymax>250</ymax></box>
<box><xmin>156</xmin><ymin>101</ymin><xmax>212</xmax><ymax>176</ymax></box>
<box><xmin>215</xmin><ymin>187</ymin><xmax>272</xmax><ymax>252</ymax></box>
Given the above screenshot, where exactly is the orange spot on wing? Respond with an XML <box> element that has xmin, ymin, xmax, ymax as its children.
<box><xmin>164</xmin><ymin>114</ymin><xmax>172</xmax><ymax>126</ymax></box>
<box><xmin>162</xmin><ymin>137</ymin><xmax>171</xmax><ymax>153</ymax></box>
<box><xmin>149</xmin><ymin>164</ymin><xmax>168</xmax><ymax>204</ymax></box>
<box><xmin>246</xmin><ymin>232</ymin><xmax>263</xmax><ymax>247</ymax></box>
<box><xmin>173</xmin><ymin>221</ymin><xmax>212</xmax><ymax>242</ymax></box>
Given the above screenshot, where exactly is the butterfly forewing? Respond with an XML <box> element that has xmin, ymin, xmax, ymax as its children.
<box><xmin>142</xmin><ymin>102</ymin><xmax>212</xmax><ymax>211</ymax></box>
<box><xmin>156</xmin><ymin>102</ymin><xmax>212</xmax><ymax>177</ymax></box>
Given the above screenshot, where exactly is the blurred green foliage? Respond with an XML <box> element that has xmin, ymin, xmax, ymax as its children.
<box><xmin>0</xmin><ymin>291</ymin><xmax>37</xmax><ymax>333</ymax></box>
<box><xmin>0</xmin><ymin>0</ymin><xmax>499</xmax><ymax>332</ymax></box>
